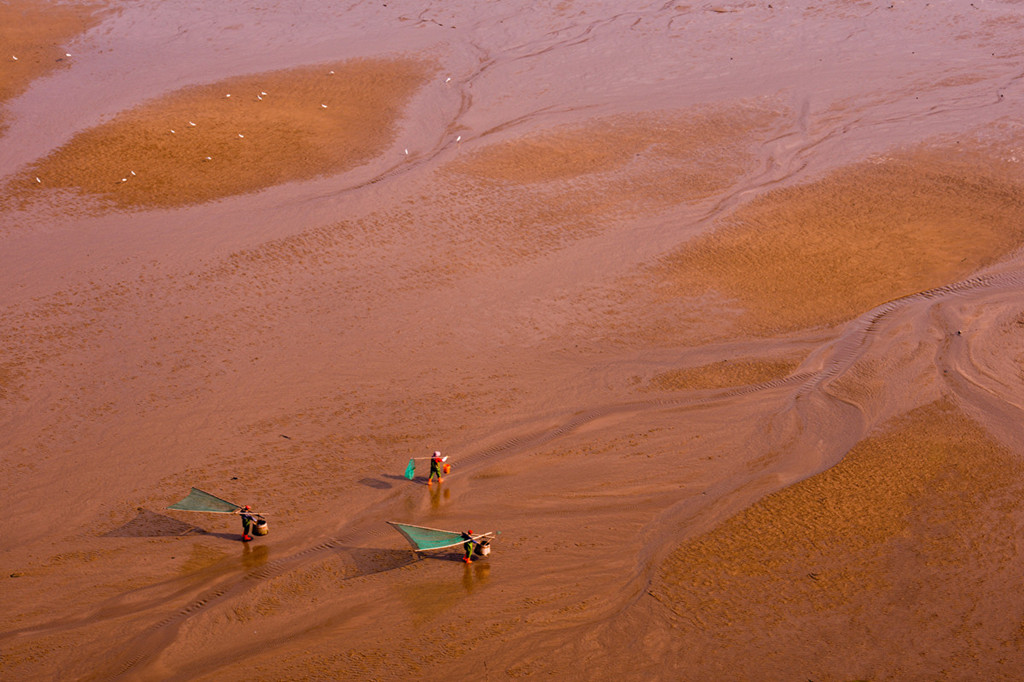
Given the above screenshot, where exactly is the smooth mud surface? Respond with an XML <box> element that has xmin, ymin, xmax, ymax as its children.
<box><xmin>3</xmin><ymin>1</ymin><xmax>1024</xmax><ymax>680</ymax></box>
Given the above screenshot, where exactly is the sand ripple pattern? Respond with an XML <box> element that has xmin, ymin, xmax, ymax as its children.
<box><xmin>10</xmin><ymin>265</ymin><xmax>1018</xmax><ymax>681</ymax></box>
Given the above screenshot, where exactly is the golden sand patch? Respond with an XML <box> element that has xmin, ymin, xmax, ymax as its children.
<box><xmin>448</xmin><ymin>106</ymin><xmax>779</xmax><ymax>192</ymax></box>
<box><xmin>0</xmin><ymin>0</ymin><xmax>104</xmax><ymax>128</ymax></box>
<box><xmin>654</xmin><ymin>400</ymin><xmax>1024</xmax><ymax>676</ymax></box>
<box><xmin>170</xmin><ymin>103</ymin><xmax>779</xmax><ymax>292</ymax></box>
<box><xmin>0</xmin><ymin>360</ymin><xmax>24</xmax><ymax>400</ymax></box>
<box><xmin>658</xmin><ymin>147</ymin><xmax>1024</xmax><ymax>334</ymax></box>
<box><xmin>11</xmin><ymin>58</ymin><xmax>431</xmax><ymax>209</ymax></box>
<box><xmin>397</xmin><ymin>105</ymin><xmax>783</xmax><ymax>272</ymax></box>
<box><xmin>647</xmin><ymin>356</ymin><xmax>803</xmax><ymax>392</ymax></box>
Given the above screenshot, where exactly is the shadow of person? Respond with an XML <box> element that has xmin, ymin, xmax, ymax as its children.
<box><xmin>103</xmin><ymin>508</ymin><xmax>206</xmax><ymax>537</ymax></box>
<box><xmin>384</xmin><ymin>472</ymin><xmax>430</xmax><ymax>484</ymax></box>
<box><xmin>340</xmin><ymin>547</ymin><xmax>419</xmax><ymax>576</ymax></box>
<box><xmin>358</xmin><ymin>477</ymin><xmax>393</xmax><ymax>490</ymax></box>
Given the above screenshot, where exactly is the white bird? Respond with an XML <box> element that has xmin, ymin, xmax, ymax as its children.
<box><xmin>130</xmin><ymin>170</ymin><xmax>136</xmax><ymax>176</ymax></box>
<box><xmin>35</xmin><ymin>177</ymin><xmax>41</xmax><ymax>183</ymax></box>
<box><xmin>170</xmin><ymin>129</ymin><xmax>175</xmax><ymax>133</ymax></box>
<box><xmin>204</xmin><ymin>156</ymin><xmax>212</xmax><ymax>161</ymax></box>
<box><xmin>404</xmin><ymin>148</ymin><xmax>409</xmax><ymax>155</ymax></box>
<box><xmin>261</xmin><ymin>91</ymin><xmax>267</xmax><ymax>96</ymax></box>
<box><xmin>329</xmin><ymin>70</ymin><xmax>335</xmax><ymax>75</ymax></box>
<box><xmin>257</xmin><ymin>95</ymin><xmax>262</xmax><ymax>101</ymax></box>
<box><xmin>456</xmin><ymin>135</ymin><xmax>461</xmax><ymax>142</ymax></box>
<box><xmin>65</xmin><ymin>53</ymin><xmax>71</xmax><ymax>57</ymax></box>
<box><xmin>189</xmin><ymin>121</ymin><xmax>196</xmax><ymax>126</ymax></box>
<box><xmin>321</xmin><ymin>104</ymin><xmax>328</xmax><ymax>108</ymax></box>
<box><xmin>11</xmin><ymin>56</ymin><xmax>17</xmax><ymax>61</ymax></box>
<box><xmin>238</xmin><ymin>134</ymin><xmax>244</xmax><ymax>138</ymax></box>
<box><xmin>445</xmin><ymin>76</ymin><xmax>451</xmax><ymax>83</ymax></box>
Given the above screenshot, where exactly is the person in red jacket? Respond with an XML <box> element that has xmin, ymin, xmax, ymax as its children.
<box><xmin>427</xmin><ymin>450</ymin><xmax>448</xmax><ymax>485</ymax></box>
<box><xmin>239</xmin><ymin>505</ymin><xmax>257</xmax><ymax>541</ymax></box>
<box><xmin>461</xmin><ymin>530</ymin><xmax>479</xmax><ymax>563</ymax></box>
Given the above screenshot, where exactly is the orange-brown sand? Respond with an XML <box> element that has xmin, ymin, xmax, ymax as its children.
<box><xmin>4</xmin><ymin>2</ymin><xmax>1024</xmax><ymax>680</ymax></box>
<box><xmin>7</xmin><ymin>58</ymin><xmax>431</xmax><ymax>209</ymax></box>
<box><xmin>657</xmin><ymin>146</ymin><xmax>1024</xmax><ymax>335</ymax></box>
<box><xmin>654</xmin><ymin>401</ymin><xmax>1024</xmax><ymax>680</ymax></box>
<box><xmin>0</xmin><ymin>0</ymin><xmax>104</xmax><ymax>130</ymax></box>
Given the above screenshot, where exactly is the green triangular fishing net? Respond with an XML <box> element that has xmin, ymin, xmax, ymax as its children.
<box><xmin>167</xmin><ymin>487</ymin><xmax>239</xmax><ymax>513</ymax></box>
<box><xmin>404</xmin><ymin>459</ymin><xmax>416</xmax><ymax>480</ymax></box>
<box><xmin>388</xmin><ymin>522</ymin><xmax>467</xmax><ymax>551</ymax></box>
<box><xmin>387</xmin><ymin>522</ymin><xmax>497</xmax><ymax>552</ymax></box>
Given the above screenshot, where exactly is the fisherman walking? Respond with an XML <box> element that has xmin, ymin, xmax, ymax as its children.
<box><xmin>239</xmin><ymin>505</ymin><xmax>257</xmax><ymax>541</ymax></box>
<box><xmin>427</xmin><ymin>450</ymin><xmax>448</xmax><ymax>486</ymax></box>
<box><xmin>461</xmin><ymin>530</ymin><xmax>479</xmax><ymax>563</ymax></box>
<box><xmin>167</xmin><ymin>488</ymin><xmax>268</xmax><ymax>542</ymax></box>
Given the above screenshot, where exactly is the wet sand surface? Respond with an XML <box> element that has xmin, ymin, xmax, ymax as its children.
<box><xmin>3</xmin><ymin>1</ymin><xmax>1024</xmax><ymax>680</ymax></box>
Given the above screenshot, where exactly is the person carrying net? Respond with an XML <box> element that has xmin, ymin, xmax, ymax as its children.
<box><xmin>427</xmin><ymin>450</ymin><xmax>449</xmax><ymax>486</ymax></box>
<box><xmin>239</xmin><ymin>505</ymin><xmax>257</xmax><ymax>541</ymax></box>
<box><xmin>460</xmin><ymin>530</ymin><xmax>480</xmax><ymax>563</ymax></box>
